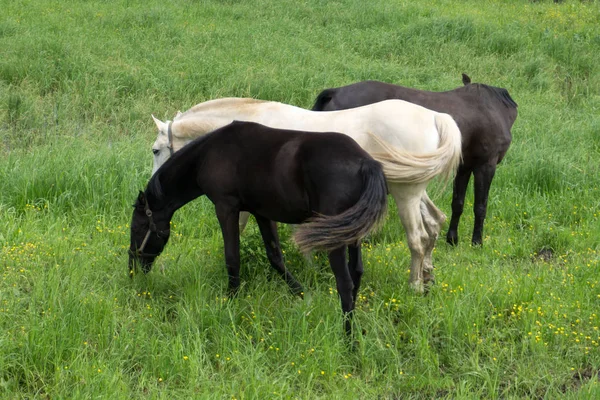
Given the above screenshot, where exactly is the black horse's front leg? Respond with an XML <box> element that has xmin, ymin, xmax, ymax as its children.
<box><xmin>216</xmin><ymin>204</ymin><xmax>241</xmax><ymax>295</ymax></box>
<box><xmin>328</xmin><ymin>245</ymin><xmax>354</xmax><ymax>336</ymax></box>
<box><xmin>254</xmin><ymin>215</ymin><xmax>304</xmax><ymax>297</ymax></box>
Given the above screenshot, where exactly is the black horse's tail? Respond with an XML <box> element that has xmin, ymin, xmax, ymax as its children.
<box><xmin>311</xmin><ymin>89</ymin><xmax>336</xmax><ymax>111</ymax></box>
<box><xmin>294</xmin><ymin>159</ymin><xmax>388</xmax><ymax>252</ymax></box>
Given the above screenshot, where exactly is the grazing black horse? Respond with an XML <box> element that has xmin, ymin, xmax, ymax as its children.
<box><xmin>312</xmin><ymin>74</ymin><xmax>518</xmax><ymax>246</ymax></box>
<box><xmin>128</xmin><ymin>121</ymin><xmax>388</xmax><ymax>335</ymax></box>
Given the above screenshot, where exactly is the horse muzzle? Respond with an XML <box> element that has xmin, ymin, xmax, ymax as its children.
<box><xmin>128</xmin><ymin>249</ymin><xmax>157</xmax><ymax>276</ymax></box>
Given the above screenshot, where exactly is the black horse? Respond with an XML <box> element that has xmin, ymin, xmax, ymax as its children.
<box><xmin>312</xmin><ymin>74</ymin><xmax>518</xmax><ymax>246</ymax></box>
<box><xmin>129</xmin><ymin>121</ymin><xmax>388</xmax><ymax>335</ymax></box>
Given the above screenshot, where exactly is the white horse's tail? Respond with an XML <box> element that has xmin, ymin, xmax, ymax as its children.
<box><xmin>369</xmin><ymin>113</ymin><xmax>462</xmax><ymax>184</ymax></box>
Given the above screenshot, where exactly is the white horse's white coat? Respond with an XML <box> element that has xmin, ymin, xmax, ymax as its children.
<box><xmin>150</xmin><ymin>98</ymin><xmax>461</xmax><ymax>292</ymax></box>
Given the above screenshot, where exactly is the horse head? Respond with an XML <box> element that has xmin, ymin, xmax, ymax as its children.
<box><xmin>128</xmin><ymin>191</ymin><xmax>171</xmax><ymax>275</ymax></box>
<box><xmin>151</xmin><ymin>115</ymin><xmax>174</xmax><ymax>176</ymax></box>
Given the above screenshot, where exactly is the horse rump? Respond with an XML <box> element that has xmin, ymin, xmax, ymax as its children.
<box><xmin>293</xmin><ymin>158</ymin><xmax>388</xmax><ymax>252</ymax></box>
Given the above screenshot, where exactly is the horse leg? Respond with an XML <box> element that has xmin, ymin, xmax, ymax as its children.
<box><xmin>390</xmin><ymin>184</ymin><xmax>428</xmax><ymax>293</ymax></box>
<box><xmin>472</xmin><ymin>161</ymin><xmax>497</xmax><ymax>246</ymax></box>
<box><xmin>215</xmin><ymin>204</ymin><xmax>241</xmax><ymax>294</ymax></box>
<box><xmin>347</xmin><ymin>242</ymin><xmax>363</xmax><ymax>304</ymax></box>
<box><xmin>446</xmin><ymin>164</ymin><xmax>472</xmax><ymax>246</ymax></box>
<box><xmin>239</xmin><ymin>211</ymin><xmax>251</xmax><ymax>233</ymax></box>
<box><xmin>420</xmin><ymin>192</ymin><xmax>446</xmax><ymax>287</ymax></box>
<box><xmin>328</xmin><ymin>245</ymin><xmax>354</xmax><ymax>336</ymax></box>
<box><xmin>254</xmin><ymin>215</ymin><xmax>304</xmax><ymax>297</ymax></box>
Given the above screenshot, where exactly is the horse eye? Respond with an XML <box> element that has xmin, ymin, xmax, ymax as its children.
<box><xmin>152</xmin><ymin>149</ymin><xmax>160</xmax><ymax>155</ymax></box>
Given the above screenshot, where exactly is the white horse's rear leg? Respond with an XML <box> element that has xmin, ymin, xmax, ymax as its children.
<box><xmin>389</xmin><ymin>184</ymin><xmax>429</xmax><ymax>293</ymax></box>
<box><xmin>420</xmin><ymin>192</ymin><xmax>447</xmax><ymax>286</ymax></box>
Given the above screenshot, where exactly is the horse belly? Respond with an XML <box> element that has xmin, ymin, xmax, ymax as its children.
<box><xmin>241</xmin><ymin>178</ymin><xmax>311</xmax><ymax>225</ymax></box>
<box><xmin>245</xmin><ymin>194</ymin><xmax>310</xmax><ymax>225</ymax></box>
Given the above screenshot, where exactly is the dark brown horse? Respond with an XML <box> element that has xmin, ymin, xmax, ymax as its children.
<box><xmin>312</xmin><ymin>74</ymin><xmax>518</xmax><ymax>246</ymax></box>
<box><xmin>129</xmin><ymin>121</ymin><xmax>388</xmax><ymax>335</ymax></box>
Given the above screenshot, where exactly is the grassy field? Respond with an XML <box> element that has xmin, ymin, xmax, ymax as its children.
<box><xmin>1</xmin><ymin>0</ymin><xmax>600</xmax><ymax>398</ymax></box>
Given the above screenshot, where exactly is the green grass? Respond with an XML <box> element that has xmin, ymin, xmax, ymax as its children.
<box><xmin>1</xmin><ymin>0</ymin><xmax>600</xmax><ymax>398</ymax></box>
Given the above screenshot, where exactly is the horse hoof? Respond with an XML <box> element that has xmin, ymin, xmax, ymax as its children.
<box><xmin>446</xmin><ymin>234</ymin><xmax>458</xmax><ymax>246</ymax></box>
<box><xmin>471</xmin><ymin>238</ymin><xmax>483</xmax><ymax>247</ymax></box>
<box><xmin>424</xmin><ymin>274</ymin><xmax>436</xmax><ymax>286</ymax></box>
<box><xmin>410</xmin><ymin>281</ymin><xmax>425</xmax><ymax>294</ymax></box>
<box><xmin>287</xmin><ymin>282</ymin><xmax>304</xmax><ymax>298</ymax></box>
<box><xmin>423</xmin><ymin>278</ymin><xmax>435</xmax><ymax>295</ymax></box>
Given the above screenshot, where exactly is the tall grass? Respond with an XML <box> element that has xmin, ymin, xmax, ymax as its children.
<box><xmin>1</xmin><ymin>0</ymin><xmax>600</xmax><ymax>398</ymax></box>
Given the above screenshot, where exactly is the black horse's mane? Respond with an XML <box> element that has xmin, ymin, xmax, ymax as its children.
<box><xmin>477</xmin><ymin>84</ymin><xmax>518</xmax><ymax>109</ymax></box>
<box><xmin>147</xmin><ymin>173</ymin><xmax>164</xmax><ymax>202</ymax></box>
<box><xmin>146</xmin><ymin>127</ymin><xmax>223</xmax><ymax>203</ymax></box>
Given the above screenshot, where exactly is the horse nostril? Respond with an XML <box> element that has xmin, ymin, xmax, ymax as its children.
<box><xmin>152</xmin><ymin>149</ymin><xmax>160</xmax><ymax>155</ymax></box>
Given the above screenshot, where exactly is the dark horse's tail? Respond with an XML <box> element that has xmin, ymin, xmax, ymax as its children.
<box><xmin>311</xmin><ymin>89</ymin><xmax>336</xmax><ymax>111</ymax></box>
<box><xmin>294</xmin><ymin>159</ymin><xmax>388</xmax><ymax>252</ymax></box>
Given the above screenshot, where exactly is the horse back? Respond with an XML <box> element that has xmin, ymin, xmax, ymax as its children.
<box><xmin>200</xmin><ymin>122</ymin><xmax>369</xmax><ymax>223</ymax></box>
<box><xmin>198</xmin><ymin>123</ymin><xmax>307</xmax><ymax>220</ymax></box>
<box><xmin>315</xmin><ymin>80</ymin><xmax>517</xmax><ymax>165</ymax></box>
<box><xmin>313</xmin><ymin>81</ymin><xmax>412</xmax><ymax>111</ymax></box>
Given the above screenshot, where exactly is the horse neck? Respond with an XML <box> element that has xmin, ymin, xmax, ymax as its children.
<box><xmin>184</xmin><ymin>100</ymin><xmax>315</xmax><ymax>129</ymax></box>
<box><xmin>175</xmin><ymin>101</ymin><xmax>363</xmax><ymax>143</ymax></box>
<box><xmin>184</xmin><ymin>98</ymin><xmax>272</xmax><ymax>119</ymax></box>
<box><xmin>148</xmin><ymin>164</ymin><xmax>205</xmax><ymax>219</ymax></box>
<box><xmin>172</xmin><ymin>101</ymin><xmax>281</xmax><ymax>144</ymax></box>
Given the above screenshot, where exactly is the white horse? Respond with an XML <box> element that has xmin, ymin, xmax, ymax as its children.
<box><xmin>150</xmin><ymin>98</ymin><xmax>461</xmax><ymax>292</ymax></box>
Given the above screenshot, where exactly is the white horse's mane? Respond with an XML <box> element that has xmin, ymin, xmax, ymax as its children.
<box><xmin>172</xmin><ymin>116</ymin><xmax>234</xmax><ymax>140</ymax></box>
<box><xmin>176</xmin><ymin>97</ymin><xmax>271</xmax><ymax>120</ymax></box>
<box><xmin>171</xmin><ymin>98</ymin><xmax>276</xmax><ymax>138</ymax></box>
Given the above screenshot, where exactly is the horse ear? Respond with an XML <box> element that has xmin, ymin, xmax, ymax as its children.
<box><xmin>462</xmin><ymin>73</ymin><xmax>471</xmax><ymax>85</ymax></box>
<box><xmin>151</xmin><ymin>115</ymin><xmax>167</xmax><ymax>132</ymax></box>
<box><xmin>133</xmin><ymin>191</ymin><xmax>146</xmax><ymax>208</ymax></box>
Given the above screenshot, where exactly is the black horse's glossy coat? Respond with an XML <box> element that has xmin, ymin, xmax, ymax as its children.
<box><xmin>312</xmin><ymin>74</ymin><xmax>518</xmax><ymax>246</ymax></box>
<box><xmin>129</xmin><ymin>121</ymin><xmax>388</xmax><ymax>335</ymax></box>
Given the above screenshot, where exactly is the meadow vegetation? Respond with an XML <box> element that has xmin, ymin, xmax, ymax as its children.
<box><xmin>1</xmin><ymin>0</ymin><xmax>599</xmax><ymax>398</ymax></box>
